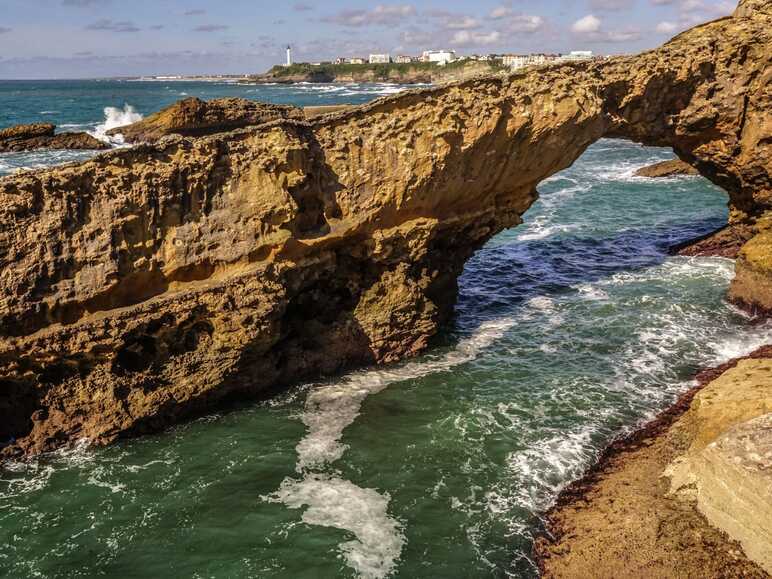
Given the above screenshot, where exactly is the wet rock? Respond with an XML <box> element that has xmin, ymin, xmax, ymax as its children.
<box><xmin>107</xmin><ymin>97</ymin><xmax>305</xmax><ymax>143</ymax></box>
<box><xmin>635</xmin><ymin>159</ymin><xmax>699</xmax><ymax>177</ymax></box>
<box><xmin>0</xmin><ymin>123</ymin><xmax>108</xmax><ymax>152</ymax></box>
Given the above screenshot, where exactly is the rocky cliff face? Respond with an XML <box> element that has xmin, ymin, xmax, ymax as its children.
<box><xmin>107</xmin><ymin>97</ymin><xmax>304</xmax><ymax>143</ymax></box>
<box><xmin>0</xmin><ymin>0</ymin><xmax>769</xmax><ymax>458</ymax></box>
<box><xmin>0</xmin><ymin>123</ymin><xmax>108</xmax><ymax>152</ymax></box>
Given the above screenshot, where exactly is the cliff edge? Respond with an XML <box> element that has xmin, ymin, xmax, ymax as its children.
<box><xmin>0</xmin><ymin>0</ymin><xmax>770</xmax><ymax>459</ymax></box>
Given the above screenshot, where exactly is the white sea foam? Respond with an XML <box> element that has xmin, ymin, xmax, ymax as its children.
<box><xmin>295</xmin><ymin>317</ymin><xmax>515</xmax><ymax>471</ymax></box>
<box><xmin>91</xmin><ymin>104</ymin><xmax>143</xmax><ymax>143</ymax></box>
<box><xmin>267</xmin><ymin>316</ymin><xmax>514</xmax><ymax>578</ymax></box>
<box><xmin>265</xmin><ymin>475</ymin><xmax>405</xmax><ymax>579</ymax></box>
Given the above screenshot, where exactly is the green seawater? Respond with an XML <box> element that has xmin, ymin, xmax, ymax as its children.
<box><xmin>1</xmin><ymin>82</ymin><xmax>769</xmax><ymax>579</ymax></box>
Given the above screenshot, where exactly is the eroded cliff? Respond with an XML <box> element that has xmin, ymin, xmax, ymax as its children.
<box><xmin>0</xmin><ymin>0</ymin><xmax>770</xmax><ymax>458</ymax></box>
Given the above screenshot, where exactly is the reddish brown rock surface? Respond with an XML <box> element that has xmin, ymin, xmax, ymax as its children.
<box><xmin>0</xmin><ymin>123</ymin><xmax>108</xmax><ymax>153</ymax></box>
<box><xmin>0</xmin><ymin>0</ymin><xmax>770</xmax><ymax>459</ymax></box>
<box><xmin>106</xmin><ymin>97</ymin><xmax>304</xmax><ymax>143</ymax></box>
<box><xmin>635</xmin><ymin>158</ymin><xmax>699</xmax><ymax>177</ymax></box>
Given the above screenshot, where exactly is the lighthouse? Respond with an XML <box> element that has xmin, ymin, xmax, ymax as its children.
<box><xmin>286</xmin><ymin>45</ymin><xmax>292</xmax><ymax>67</ymax></box>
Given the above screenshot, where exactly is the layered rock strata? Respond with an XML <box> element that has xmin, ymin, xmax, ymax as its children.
<box><xmin>107</xmin><ymin>97</ymin><xmax>305</xmax><ymax>143</ymax></box>
<box><xmin>0</xmin><ymin>123</ymin><xmax>108</xmax><ymax>153</ymax></box>
<box><xmin>0</xmin><ymin>0</ymin><xmax>770</xmax><ymax>458</ymax></box>
<box><xmin>535</xmin><ymin>349</ymin><xmax>772</xmax><ymax>577</ymax></box>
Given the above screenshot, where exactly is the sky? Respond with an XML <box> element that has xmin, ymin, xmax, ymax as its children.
<box><xmin>0</xmin><ymin>0</ymin><xmax>737</xmax><ymax>79</ymax></box>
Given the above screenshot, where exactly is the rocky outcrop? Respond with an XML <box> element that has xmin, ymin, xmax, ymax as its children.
<box><xmin>250</xmin><ymin>60</ymin><xmax>504</xmax><ymax>85</ymax></box>
<box><xmin>106</xmin><ymin>97</ymin><xmax>304</xmax><ymax>143</ymax></box>
<box><xmin>635</xmin><ymin>159</ymin><xmax>699</xmax><ymax>177</ymax></box>
<box><xmin>0</xmin><ymin>123</ymin><xmax>109</xmax><ymax>152</ymax></box>
<box><xmin>535</xmin><ymin>348</ymin><xmax>772</xmax><ymax>577</ymax></box>
<box><xmin>0</xmin><ymin>0</ymin><xmax>770</xmax><ymax>458</ymax></box>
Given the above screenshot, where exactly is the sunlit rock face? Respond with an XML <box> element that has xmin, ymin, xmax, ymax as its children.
<box><xmin>0</xmin><ymin>0</ymin><xmax>769</xmax><ymax>458</ymax></box>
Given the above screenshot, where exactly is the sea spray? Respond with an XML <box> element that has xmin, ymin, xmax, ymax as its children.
<box><xmin>91</xmin><ymin>104</ymin><xmax>143</xmax><ymax>143</ymax></box>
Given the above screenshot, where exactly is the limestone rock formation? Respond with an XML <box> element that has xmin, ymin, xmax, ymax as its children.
<box><xmin>107</xmin><ymin>97</ymin><xmax>304</xmax><ymax>143</ymax></box>
<box><xmin>668</xmin><ymin>360</ymin><xmax>772</xmax><ymax>574</ymax></box>
<box><xmin>0</xmin><ymin>0</ymin><xmax>770</xmax><ymax>458</ymax></box>
<box><xmin>535</xmin><ymin>349</ymin><xmax>772</xmax><ymax>577</ymax></box>
<box><xmin>0</xmin><ymin>123</ymin><xmax>109</xmax><ymax>153</ymax></box>
<box><xmin>635</xmin><ymin>159</ymin><xmax>699</xmax><ymax>177</ymax></box>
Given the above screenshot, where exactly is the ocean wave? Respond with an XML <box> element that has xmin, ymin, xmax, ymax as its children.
<box><xmin>90</xmin><ymin>104</ymin><xmax>143</xmax><ymax>144</ymax></box>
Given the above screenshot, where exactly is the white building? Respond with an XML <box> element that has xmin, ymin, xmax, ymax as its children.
<box><xmin>286</xmin><ymin>45</ymin><xmax>292</xmax><ymax>67</ymax></box>
<box><xmin>421</xmin><ymin>50</ymin><xmax>456</xmax><ymax>64</ymax></box>
<box><xmin>394</xmin><ymin>55</ymin><xmax>415</xmax><ymax>64</ymax></box>
<box><xmin>558</xmin><ymin>51</ymin><xmax>593</xmax><ymax>62</ymax></box>
<box><xmin>503</xmin><ymin>53</ymin><xmax>560</xmax><ymax>69</ymax></box>
<box><xmin>349</xmin><ymin>57</ymin><xmax>367</xmax><ymax>65</ymax></box>
<box><xmin>369</xmin><ymin>54</ymin><xmax>391</xmax><ymax>64</ymax></box>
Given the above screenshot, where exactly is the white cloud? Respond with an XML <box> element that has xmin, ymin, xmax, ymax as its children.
<box><xmin>450</xmin><ymin>30</ymin><xmax>502</xmax><ymax>46</ymax></box>
<box><xmin>656</xmin><ymin>20</ymin><xmax>678</xmax><ymax>32</ymax></box>
<box><xmin>572</xmin><ymin>14</ymin><xmax>602</xmax><ymax>33</ymax></box>
<box><xmin>445</xmin><ymin>17</ymin><xmax>481</xmax><ymax>30</ymax></box>
<box><xmin>489</xmin><ymin>6</ymin><xmax>512</xmax><ymax>19</ymax></box>
<box><xmin>322</xmin><ymin>4</ymin><xmax>416</xmax><ymax>27</ymax></box>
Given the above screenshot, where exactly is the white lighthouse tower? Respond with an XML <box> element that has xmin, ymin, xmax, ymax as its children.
<box><xmin>286</xmin><ymin>45</ymin><xmax>292</xmax><ymax>67</ymax></box>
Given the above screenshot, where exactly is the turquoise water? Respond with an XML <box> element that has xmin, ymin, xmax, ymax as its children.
<box><xmin>1</xmin><ymin>82</ymin><xmax>769</xmax><ymax>578</ymax></box>
<box><xmin>0</xmin><ymin>79</ymin><xmax>413</xmax><ymax>175</ymax></box>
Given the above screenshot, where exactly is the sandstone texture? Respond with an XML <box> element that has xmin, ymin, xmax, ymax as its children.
<box><xmin>0</xmin><ymin>123</ymin><xmax>109</xmax><ymax>153</ymax></box>
<box><xmin>0</xmin><ymin>0</ymin><xmax>770</xmax><ymax>458</ymax></box>
<box><xmin>667</xmin><ymin>359</ymin><xmax>772</xmax><ymax>574</ymax></box>
<box><xmin>635</xmin><ymin>158</ymin><xmax>699</xmax><ymax>177</ymax></box>
<box><xmin>535</xmin><ymin>349</ymin><xmax>772</xmax><ymax>578</ymax></box>
<box><xmin>106</xmin><ymin>97</ymin><xmax>305</xmax><ymax>143</ymax></box>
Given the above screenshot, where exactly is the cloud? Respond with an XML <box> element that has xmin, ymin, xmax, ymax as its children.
<box><xmin>572</xmin><ymin>14</ymin><xmax>602</xmax><ymax>33</ymax></box>
<box><xmin>444</xmin><ymin>17</ymin><xmax>482</xmax><ymax>30</ymax></box>
<box><xmin>194</xmin><ymin>24</ymin><xmax>230</xmax><ymax>32</ymax></box>
<box><xmin>0</xmin><ymin>27</ymin><xmax>11</xmax><ymax>34</ymax></box>
<box><xmin>489</xmin><ymin>6</ymin><xmax>512</xmax><ymax>19</ymax></box>
<box><xmin>85</xmin><ymin>19</ymin><xmax>140</xmax><ymax>32</ymax></box>
<box><xmin>322</xmin><ymin>4</ymin><xmax>416</xmax><ymax>27</ymax></box>
<box><xmin>572</xmin><ymin>14</ymin><xmax>640</xmax><ymax>42</ymax></box>
<box><xmin>504</xmin><ymin>15</ymin><xmax>545</xmax><ymax>33</ymax></box>
<box><xmin>183</xmin><ymin>9</ymin><xmax>206</xmax><ymax>16</ymax></box>
<box><xmin>450</xmin><ymin>30</ymin><xmax>502</xmax><ymax>46</ymax></box>
<box><xmin>150</xmin><ymin>24</ymin><xmax>165</xmax><ymax>30</ymax></box>
<box><xmin>656</xmin><ymin>20</ymin><xmax>678</xmax><ymax>32</ymax></box>
<box><xmin>293</xmin><ymin>2</ymin><xmax>314</xmax><ymax>10</ymax></box>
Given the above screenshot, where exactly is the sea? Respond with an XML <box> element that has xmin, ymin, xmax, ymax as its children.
<box><xmin>0</xmin><ymin>80</ymin><xmax>768</xmax><ymax>578</ymax></box>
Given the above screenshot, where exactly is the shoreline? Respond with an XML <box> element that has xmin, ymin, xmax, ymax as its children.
<box><xmin>534</xmin><ymin>343</ymin><xmax>772</xmax><ymax>577</ymax></box>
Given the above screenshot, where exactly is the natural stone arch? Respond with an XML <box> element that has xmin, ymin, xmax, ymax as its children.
<box><xmin>0</xmin><ymin>0</ymin><xmax>769</xmax><ymax>458</ymax></box>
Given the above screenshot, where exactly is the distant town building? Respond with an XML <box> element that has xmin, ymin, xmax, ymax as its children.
<box><xmin>421</xmin><ymin>50</ymin><xmax>456</xmax><ymax>65</ymax></box>
<box><xmin>349</xmin><ymin>57</ymin><xmax>367</xmax><ymax>65</ymax></box>
<box><xmin>334</xmin><ymin>57</ymin><xmax>348</xmax><ymax>65</ymax></box>
<box><xmin>394</xmin><ymin>55</ymin><xmax>416</xmax><ymax>64</ymax></box>
<box><xmin>558</xmin><ymin>50</ymin><xmax>594</xmax><ymax>62</ymax></box>
<box><xmin>286</xmin><ymin>45</ymin><xmax>292</xmax><ymax>67</ymax></box>
<box><xmin>369</xmin><ymin>53</ymin><xmax>391</xmax><ymax>64</ymax></box>
<box><xmin>503</xmin><ymin>53</ymin><xmax>560</xmax><ymax>69</ymax></box>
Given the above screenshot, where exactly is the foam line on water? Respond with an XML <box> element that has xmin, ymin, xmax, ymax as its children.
<box><xmin>295</xmin><ymin>317</ymin><xmax>516</xmax><ymax>471</ymax></box>
<box><xmin>268</xmin><ymin>316</ymin><xmax>514</xmax><ymax>578</ymax></box>
<box><xmin>264</xmin><ymin>475</ymin><xmax>406</xmax><ymax>579</ymax></box>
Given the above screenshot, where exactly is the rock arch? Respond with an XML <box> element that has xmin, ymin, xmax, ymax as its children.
<box><xmin>0</xmin><ymin>0</ymin><xmax>769</xmax><ymax>457</ymax></box>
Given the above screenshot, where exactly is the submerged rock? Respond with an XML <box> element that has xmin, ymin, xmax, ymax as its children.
<box><xmin>106</xmin><ymin>97</ymin><xmax>305</xmax><ymax>143</ymax></box>
<box><xmin>0</xmin><ymin>123</ymin><xmax>108</xmax><ymax>152</ymax></box>
<box><xmin>0</xmin><ymin>0</ymin><xmax>770</xmax><ymax>459</ymax></box>
<box><xmin>635</xmin><ymin>159</ymin><xmax>699</xmax><ymax>177</ymax></box>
